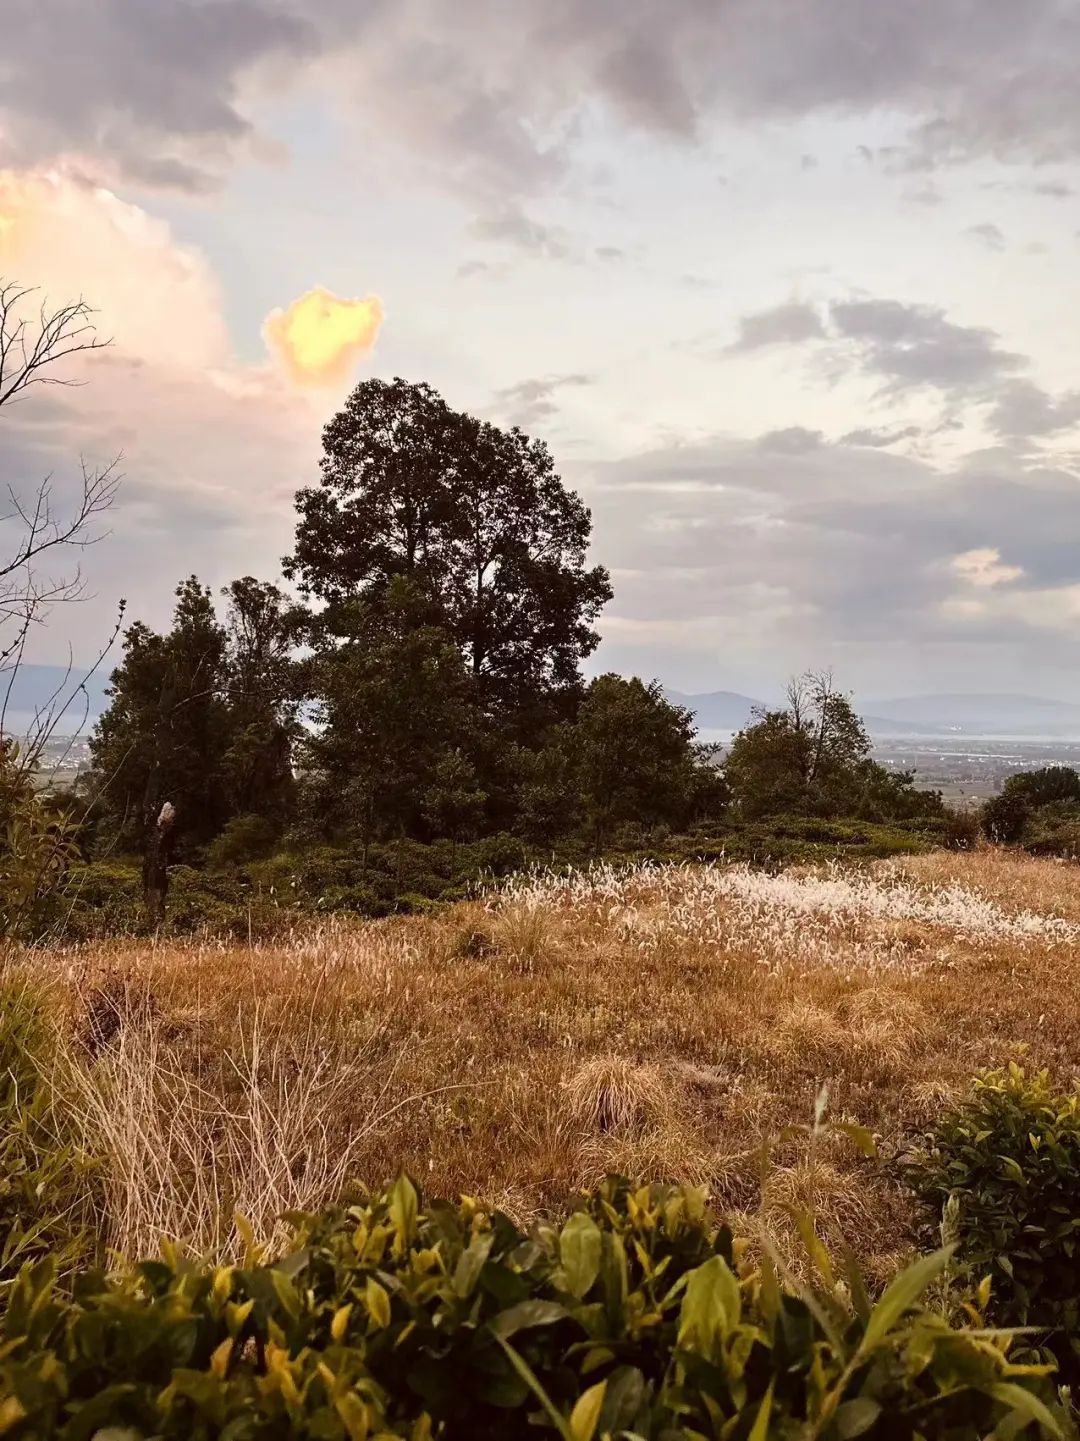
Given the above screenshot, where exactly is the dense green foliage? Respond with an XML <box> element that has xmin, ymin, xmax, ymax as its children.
<box><xmin>0</xmin><ymin>983</ymin><xmax>93</xmax><ymax>1288</ymax></box>
<box><xmin>908</xmin><ymin>1065</ymin><xmax>1080</xmax><ymax>1378</ymax></box>
<box><xmin>51</xmin><ymin>816</ymin><xmax>943</xmax><ymax>939</ymax></box>
<box><xmin>725</xmin><ymin>673</ymin><xmax>946</xmax><ymax>828</ymax></box>
<box><xmin>983</xmin><ymin>769</ymin><xmax>1080</xmax><ymax>855</ymax></box>
<box><xmin>89</xmin><ymin>577</ymin><xmax>299</xmax><ymax>862</ymax></box>
<box><xmin>286</xmin><ymin>376</ymin><xmax>613</xmax><ymax>737</ymax></box>
<box><xmin>0</xmin><ymin>745</ymin><xmax>79</xmax><ymax>942</ymax></box>
<box><xmin>78</xmin><ymin>382</ymin><xmax>725</xmax><ymax>912</ymax></box>
<box><xmin>70</xmin><ymin>385</ymin><xmax>964</xmax><ymax>934</ymax></box>
<box><xmin>0</xmin><ymin>1173</ymin><xmax>1067</xmax><ymax>1440</ymax></box>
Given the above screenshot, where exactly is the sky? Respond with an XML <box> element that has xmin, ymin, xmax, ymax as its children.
<box><xmin>2</xmin><ymin>1</ymin><xmax>1080</xmax><ymax>702</ymax></box>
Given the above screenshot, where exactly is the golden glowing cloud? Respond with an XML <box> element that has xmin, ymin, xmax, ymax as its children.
<box><xmin>263</xmin><ymin>286</ymin><xmax>384</xmax><ymax>386</ymax></box>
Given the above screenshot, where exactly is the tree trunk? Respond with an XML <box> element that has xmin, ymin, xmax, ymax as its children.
<box><xmin>143</xmin><ymin>801</ymin><xmax>176</xmax><ymax>929</ymax></box>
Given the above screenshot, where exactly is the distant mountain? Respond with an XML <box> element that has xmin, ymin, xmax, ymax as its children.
<box><xmin>669</xmin><ymin>687</ymin><xmax>1080</xmax><ymax>739</ymax></box>
<box><xmin>863</xmin><ymin>693</ymin><xmax>1080</xmax><ymax>735</ymax></box>
<box><xmin>666</xmin><ymin>690</ymin><xmax>762</xmax><ymax>730</ymax></box>
<box><xmin>0</xmin><ymin>664</ymin><xmax>110</xmax><ymax>734</ymax></box>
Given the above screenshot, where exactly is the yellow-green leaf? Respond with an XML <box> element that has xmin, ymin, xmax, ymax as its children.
<box><xmin>858</xmin><ymin>1248</ymin><xmax>952</xmax><ymax>1356</ymax></box>
<box><xmin>365</xmin><ymin>1278</ymin><xmax>391</xmax><ymax>1329</ymax></box>
<box><xmin>331</xmin><ymin>1303</ymin><xmax>353</xmax><ymax>1341</ymax></box>
<box><xmin>560</xmin><ymin>1213</ymin><xmax>603</xmax><ymax>1299</ymax></box>
<box><xmin>569</xmin><ymin>1381</ymin><xmax>607</xmax><ymax>1441</ymax></box>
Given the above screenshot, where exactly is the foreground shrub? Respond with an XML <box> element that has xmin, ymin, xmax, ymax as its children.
<box><xmin>908</xmin><ymin>1064</ymin><xmax>1080</xmax><ymax>1374</ymax></box>
<box><xmin>0</xmin><ymin>983</ymin><xmax>93</xmax><ymax>1288</ymax></box>
<box><xmin>0</xmin><ymin>1174</ymin><xmax>1067</xmax><ymax>1439</ymax></box>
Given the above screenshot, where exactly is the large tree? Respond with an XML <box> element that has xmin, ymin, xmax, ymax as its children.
<box><xmin>725</xmin><ymin>671</ymin><xmax>941</xmax><ymax>822</ymax></box>
<box><xmin>285</xmin><ymin>378</ymin><xmax>612</xmax><ymax>733</ymax></box>
<box><xmin>89</xmin><ymin>577</ymin><xmax>232</xmax><ymax>859</ymax></box>
<box><xmin>220</xmin><ymin>576</ymin><xmax>300</xmax><ymax>828</ymax></box>
<box><xmin>725</xmin><ymin>672</ymin><xmax>872</xmax><ymax>820</ymax></box>
<box><xmin>564</xmin><ymin>674</ymin><xmax>702</xmax><ymax>850</ymax></box>
<box><xmin>298</xmin><ymin>578</ymin><xmax>484</xmax><ymax>853</ymax></box>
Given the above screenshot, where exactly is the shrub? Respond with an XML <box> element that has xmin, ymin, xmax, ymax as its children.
<box><xmin>0</xmin><ymin>982</ymin><xmax>94</xmax><ymax>1288</ymax></box>
<box><xmin>204</xmin><ymin>813</ymin><xmax>280</xmax><ymax>867</ymax></box>
<box><xmin>0</xmin><ymin>1173</ymin><xmax>1067</xmax><ymax>1439</ymax></box>
<box><xmin>907</xmin><ymin>1063</ymin><xmax>1080</xmax><ymax>1375</ymax></box>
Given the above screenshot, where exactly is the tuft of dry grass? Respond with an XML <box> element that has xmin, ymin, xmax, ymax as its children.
<box><xmin>18</xmin><ymin>850</ymin><xmax>1080</xmax><ymax>1270</ymax></box>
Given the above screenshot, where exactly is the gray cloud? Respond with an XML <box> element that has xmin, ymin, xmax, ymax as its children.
<box><xmin>728</xmin><ymin>301</ymin><xmax>826</xmax><ymax>352</ymax></box>
<box><xmin>1033</xmin><ymin>180</ymin><xmax>1074</xmax><ymax>198</ymax></box>
<box><xmin>828</xmin><ymin>297</ymin><xmax>1024</xmax><ymax>394</ymax></box>
<box><xmin>588</xmin><ymin>426</ymin><xmax>1080</xmax><ymax>693</ymax></box>
<box><xmin>0</xmin><ymin>0</ymin><xmax>321</xmax><ymax>189</ymax></box>
<box><xmin>965</xmin><ymin>222</ymin><xmax>1006</xmax><ymax>251</ymax></box>
<box><xmin>756</xmin><ymin>427</ymin><xmax>824</xmax><ymax>454</ymax></box>
<box><xmin>839</xmin><ymin>424</ymin><xmax>922</xmax><ymax>448</ymax></box>
<box><xmin>988</xmin><ymin>379</ymin><xmax>1080</xmax><ymax>439</ymax></box>
<box><xmin>8</xmin><ymin>1</ymin><xmax>1080</xmax><ymax>195</ymax></box>
<box><xmin>470</xmin><ymin>205</ymin><xmax>572</xmax><ymax>259</ymax></box>
<box><xmin>494</xmin><ymin>372</ymin><xmax>593</xmax><ymax>427</ymax></box>
<box><xmin>728</xmin><ymin>293</ymin><xmax>1026</xmax><ymax>406</ymax></box>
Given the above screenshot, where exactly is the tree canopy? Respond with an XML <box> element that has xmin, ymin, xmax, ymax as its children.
<box><xmin>725</xmin><ymin>671</ymin><xmax>942</xmax><ymax>824</ymax></box>
<box><xmin>286</xmin><ymin>377</ymin><xmax>612</xmax><ymax>733</ymax></box>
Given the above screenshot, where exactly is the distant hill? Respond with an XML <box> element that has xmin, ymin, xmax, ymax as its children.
<box><xmin>670</xmin><ymin>687</ymin><xmax>1080</xmax><ymax>739</ymax></box>
<box><xmin>665</xmin><ymin>689</ymin><xmax>761</xmax><ymax>730</ymax></box>
<box><xmin>864</xmin><ymin>693</ymin><xmax>1080</xmax><ymax>735</ymax></box>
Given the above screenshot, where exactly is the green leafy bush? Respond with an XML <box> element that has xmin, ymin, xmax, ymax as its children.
<box><xmin>0</xmin><ymin>1173</ymin><xmax>1067</xmax><ymax>1439</ymax></box>
<box><xmin>908</xmin><ymin>1064</ymin><xmax>1080</xmax><ymax>1375</ymax></box>
<box><xmin>0</xmin><ymin>983</ymin><xmax>94</xmax><ymax>1289</ymax></box>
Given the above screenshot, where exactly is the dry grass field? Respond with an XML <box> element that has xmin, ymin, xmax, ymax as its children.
<box><xmin>22</xmin><ymin>848</ymin><xmax>1080</xmax><ymax>1275</ymax></box>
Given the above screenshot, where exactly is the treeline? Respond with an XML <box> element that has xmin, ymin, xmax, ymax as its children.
<box><xmin>64</xmin><ymin>378</ymin><xmax>953</xmax><ymax>924</ymax></box>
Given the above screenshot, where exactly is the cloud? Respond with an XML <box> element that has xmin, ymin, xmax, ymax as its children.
<box><xmin>951</xmin><ymin>547</ymin><xmax>1024</xmax><ymax>588</ymax></box>
<box><xmin>262</xmin><ymin>286</ymin><xmax>384</xmax><ymax>387</ymax></box>
<box><xmin>839</xmin><ymin>424</ymin><xmax>922</xmax><ymax>448</ymax></box>
<box><xmin>470</xmin><ymin>205</ymin><xmax>572</xmax><ymax>259</ymax></box>
<box><xmin>756</xmin><ymin>426</ymin><xmax>823</xmax><ymax>454</ymax></box>
<box><xmin>828</xmin><ymin>297</ymin><xmax>1024</xmax><ymax>395</ymax></box>
<box><xmin>965</xmin><ymin>221</ymin><xmax>1006</xmax><ymax>251</ymax></box>
<box><xmin>586</xmin><ymin>428</ymin><xmax>1080</xmax><ymax>692</ymax></box>
<box><xmin>728</xmin><ymin>300</ymin><xmax>826</xmax><ymax>352</ymax></box>
<box><xmin>495</xmin><ymin>372</ymin><xmax>593</xmax><ymax>427</ymax></box>
<box><xmin>0</xmin><ymin>168</ymin><xmax>230</xmax><ymax>368</ymax></box>
<box><xmin>9</xmin><ymin>2</ymin><xmax>1080</xmax><ymax>205</ymax></box>
<box><xmin>0</xmin><ymin>0</ymin><xmax>318</xmax><ymax>191</ymax></box>
<box><xmin>987</xmin><ymin>379</ymin><xmax>1080</xmax><ymax>439</ymax></box>
<box><xmin>1033</xmin><ymin>180</ymin><xmax>1073</xmax><ymax>198</ymax></box>
<box><xmin>0</xmin><ymin>170</ymin><xmax>323</xmax><ymax>657</ymax></box>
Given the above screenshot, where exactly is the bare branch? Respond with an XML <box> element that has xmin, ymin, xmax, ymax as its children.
<box><xmin>0</xmin><ymin>283</ymin><xmax>111</xmax><ymax>409</ymax></box>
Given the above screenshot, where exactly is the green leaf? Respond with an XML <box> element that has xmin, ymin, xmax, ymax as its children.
<box><xmin>747</xmin><ymin>1380</ymin><xmax>774</xmax><ymax>1441</ymax></box>
<box><xmin>858</xmin><ymin>1247</ymin><xmax>953</xmax><ymax>1356</ymax></box>
<box><xmin>1000</xmin><ymin>1156</ymin><xmax>1027</xmax><ymax>1184</ymax></box>
<box><xmin>488</xmin><ymin>1299</ymin><xmax>568</xmax><ymax>1339</ymax></box>
<box><xmin>990</xmin><ymin>1383</ymin><xmax>1064</xmax><ymax>1440</ymax></box>
<box><xmin>569</xmin><ymin>1381</ymin><xmax>607</xmax><ymax>1441</ymax></box>
<box><xmin>389</xmin><ymin>1174</ymin><xmax>419</xmax><ymax>1255</ymax></box>
<box><xmin>560</xmin><ymin>1213</ymin><xmax>603</xmax><ymax>1300</ymax></box>
<box><xmin>452</xmin><ymin>1231</ymin><xmax>495</xmax><ymax>1299</ymax></box>
<box><xmin>598</xmin><ymin>1367</ymin><xmax>646</xmax><ymax>1434</ymax></box>
<box><xmin>493</xmin><ymin>1335</ymin><xmax>573</xmax><ymax>1441</ymax></box>
<box><xmin>365</xmin><ymin>1276</ymin><xmax>391</xmax><ymax>1329</ymax></box>
<box><xmin>677</xmin><ymin>1254</ymin><xmax>741</xmax><ymax>1356</ymax></box>
<box><xmin>834</xmin><ymin>1397</ymin><xmax>882</xmax><ymax>1439</ymax></box>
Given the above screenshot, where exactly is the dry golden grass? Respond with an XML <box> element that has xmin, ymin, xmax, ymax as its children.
<box><xmin>20</xmin><ymin>849</ymin><xmax>1080</xmax><ymax>1268</ymax></box>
